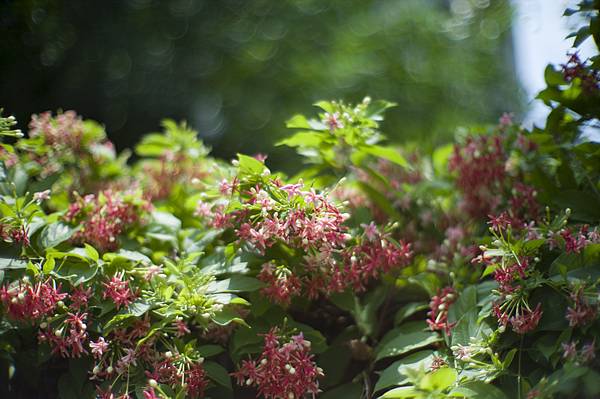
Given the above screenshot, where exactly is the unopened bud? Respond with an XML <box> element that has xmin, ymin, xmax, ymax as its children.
<box><xmin>149</xmin><ymin>379</ymin><xmax>158</xmax><ymax>387</ymax></box>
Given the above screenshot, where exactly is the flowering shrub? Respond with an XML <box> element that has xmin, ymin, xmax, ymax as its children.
<box><xmin>0</xmin><ymin>2</ymin><xmax>599</xmax><ymax>398</ymax></box>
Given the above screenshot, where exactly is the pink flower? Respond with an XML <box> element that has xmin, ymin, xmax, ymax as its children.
<box><xmin>581</xmin><ymin>341</ymin><xmax>596</xmax><ymax>363</ymax></box>
<box><xmin>186</xmin><ymin>362</ymin><xmax>208</xmax><ymax>398</ymax></box>
<box><xmin>258</xmin><ymin>263</ymin><xmax>302</xmax><ymax>305</ymax></box>
<box><xmin>90</xmin><ymin>337</ymin><xmax>110</xmax><ymax>358</ymax></box>
<box><xmin>102</xmin><ymin>273</ymin><xmax>137</xmax><ymax>309</ymax></box>
<box><xmin>0</xmin><ymin>278</ymin><xmax>67</xmax><ymax>322</ymax></box>
<box><xmin>233</xmin><ymin>328</ymin><xmax>322</xmax><ymax>399</ymax></box>
<box><xmin>566</xmin><ymin>287</ymin><xmax>597</xmax><ymax>327</ymax></box>
<box><xmin>70</xmin><ymin>286</ymin><xmax>92</xmax><ymax>310</ymax></box>
<box><xmin>65</xmin><ymin>190</ymin><xmax>150</xmax><ymax>252</ymax></box>
<box><xmin>361</xmin><ymin>222</ymin><xmax>378</xmax><ymax>241</ymax></box>
<box><xmin>427</xmin><ymin>287</ymin><xmax>457</xmax><ymax>334</ymax></box>
<box><xmin>144</xmin><ymin>265</ymin><xmax>163</xmax><ymax>281</ymax></box>
<box><xmin>38</xmin><ymin>312</ymin><xmax>89</xmax><ymax>358</ymax></box>
<box><xmin>173</xmin><ymin>318</ymin><xmax>191</xmax><ymax>337</ymax></box>
<box><xmin>33</xmin><ymin>189</ymin><xmax>51</xmax><ymax>202</ymax></box>
<box><xmin>142</xmin><ymin>388</ymin><xmax>159</xmax><ymax>399</ymax></box>
<box><xmin>509</xmin><ymin>304</ymin><xmax>543</xmax><ymax>334</ymax></box>
<box><xmin>561</xmin><ymin>227</ymin><xmax>589</xmax><ymax>254</ymax></box>
<box><xmin>324</xmin><ymin>112</ymin><xmax>343</xmax><ymax>131</ymax></box>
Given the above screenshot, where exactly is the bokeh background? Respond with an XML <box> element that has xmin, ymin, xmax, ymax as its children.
<box><xmin>0</xmin><ymin>0</ymin><xmax>582</xmax><ymax>170</ymax></box>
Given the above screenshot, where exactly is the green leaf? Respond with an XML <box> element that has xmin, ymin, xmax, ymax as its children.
<box><xmin>375</xmin><ymin>322</ymin><xmax>441</xmax><ymax>361</ymax></box>
<box><xmin>212</xmin><ymin>308</ymin><xmax>248</xmax><ymax>327</ymax></box>
<box><xmin>104</xmin><ymin>301</ymin><xmax>151</xmax><ymax>331</ymax></box>
<box><xmin>314</xmin><ymin>100</ymin><xmax>335</xmax><ymax>113</ymax></box>
<box><xmin>544</xmin><ymin>65</ymin><xmax>566</xmax><ymax>86</ymax></box>
<box><xmin>198</xmin><ymin>345</ymin><xmax>224</xmax><ymax>357</ymax></box>
<box><xmin>151</xmin><ymin>211</ymin><xmax>182</xmax><ymax>232</ymax></box>
<box><xmin>115</xmin><ymin>249</ymin><xmax>152</xmax><ymax>264</ymax></box>
<box><xmin>449</xmin><ymin>381</ymin><xmax>507</xmax><ymax>399</ymax></box>
<box><xmin>237</xmin><ymin>153</ymin><xmax>265</xmax><ymax>175</ymax></box>
<box><xmin>204</xmin><ymin>361</ymin><xmax>232</xmax><ymax>390</ymax></box>
<box><xmin>127</xmin><ymin>300</ymin><xmax>151</xmax><ymax>317</ymax></box>
<box><xmin>419</xmin><ymin>367</ymin><xmax>456</xmax><ymax>391</ymax></box>
<box><xmin>43</xmin><ymin>256</ymin><xmax>56</xmax><ymax>274</ymax></box>
<box><xmin>394</xmin><ymin>302</ymin><xmax>428</xmax><ymax>326</ymax></box>
<box><xmin>375</xmin><ymin>350</ymin><xmax>435</xmax><ymax>392</ymax></box>
<box><xmin>381</xmin><ymin>386</ymin><xmax>418</xmax><ymax>398</ymax></box>
<box><xmin>207</xmin><ymin>276</ymin><xmax>264</xmax><ymax>293</ymax></box>
<box><xmin>51</xmin><ymin>258</ymin><xmax>98</xmax><ymax>285</ymax></box>
<box><xmin>447</xmin><ymin>286</ymin><xmax>479</xmax><ymax>346</ymax></box>
<box><xmin>40</xmin><ymin>222</ymin><xmax>76</xmax><ymax>248</ymax></box>
<box><xmin>84</xmin><ymin>244</ymin><xmax>99</xmax><ymax>262</ymax></box>
<box><xmin>0</xmin><ymin>256</ymin><xmax>28</xmax><ymax>270</ymax></box>
<box><xmin>276</xmin><ymin>131</ymin><xmax>325</xmax><ymax>148</ymax></box>
<box><xmin>285</xmin><ymin>114</ymin><xmax>311</xmax><ymax>129</ymax></box>
<box><xmin>359</xmin><ymin>145</ymin><xmax>408</xmax><ymax>168</ymax></box>
<box><xmin>432</xmin><ymin>144</ymin><xmax>453</xmax><ymax>175</ymax></box>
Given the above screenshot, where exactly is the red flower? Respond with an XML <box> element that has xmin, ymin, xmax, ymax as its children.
<box><xmin>0</xmin><ymin>278</ymin><xmax>67</xmax><ymax>322</ymax></box>
<box><xmin>427</xmin><ymin>287</ymin><xmax>457</xmax><ymax>334</ymax></box>
<box><xmin>509</xmin><ymin>304</ymin><xmax>543</xmax><ymax>334</ymax></box>
<box><xmin>233</xmin><ymin>329</ymin><xmax>323</xmax><ymax>399</ymax></box>
<box><xmin>102</xmin><ymin>273</ymin><xmax>137</xmax><ymax>309</ymax></box>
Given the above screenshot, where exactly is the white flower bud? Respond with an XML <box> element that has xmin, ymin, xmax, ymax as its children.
<box><xmin>149</xmin><ymin>379</ymin><xmax>158</xmax><ymax>387</ymax></box>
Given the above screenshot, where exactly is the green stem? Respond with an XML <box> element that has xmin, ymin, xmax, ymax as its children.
<box><xmin>517</xmin><ymin>335</ymin><xmax>524</xmax><ymax>399</ymax></box>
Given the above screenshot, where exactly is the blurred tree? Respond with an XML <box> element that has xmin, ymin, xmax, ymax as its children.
<box><xmin>0</xmin><ymin>0</ymin><xmax>522</xmax><ymax>171</ymax></box>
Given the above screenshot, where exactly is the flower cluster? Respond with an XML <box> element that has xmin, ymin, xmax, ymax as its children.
<box><xmin>560</xmin><ymin>225</ymin><xmax>599</xmax><ymax>254</ymax></box>
<box><xmin>0</xmin><ymin>223</ymin><xmax>30</xmax><ymax>247</ymax></box>
<box><xmin>141</xmin><ymin>150</ymin><xmax>211</xmax><ymax>201</ymax></box>
<box><xmin>233</xmin><ymin>328</ymin><xmax>322</xmax><ymax>399</ymax></box>
<box><xmin>38</xmin><ymin>312</ymin><xmax>89</xmax><ymax>358</ymax></box>
<box><xmin>205</xmin><ymin>173</ymin><xmax>412</xmax><ymax>304</ymax></box>
<box><xmin>232</xmin><ymin>179</ymin><xmax>349</xmax><ymax>254</ymax></box>
<box><xmin>427</xmin><ymin>287</ymin><xmax>457</xmax><ymax>334</ymax></box>
<box><xmin>65</xmin><ymin>190</ymin><xmax>151</xmax><ymax>252</ymax></box>
<box><xmin>448</xmin><ymin>128</ymin><xmax>538</xmax><ymax>225</ymax></box>
<box><xmin>565</xmin><ymin>286</ymin><xmax>598</xmax><ymax>327</ymax></box>
<box><xmin>86</xmin><ymin>315</ymin><xmax>209</xmax><ymax>398</ymax></box>
<box><xmin>0</xmin><ymin>278</ymin><xmax>66</xmax><ymax>322</ymax></box>
<box><xmin>449</xmin><ymin>134</ymin><xmax>506</xmax><ymax>218</ymax></box>
<box><xmin>328</xmin><ymin>228</ymin><xmax>412</xmax><ymax>293</ymax></box>
<box><xmin>29</xmin><ymin>110</ymin><xmax>85</xmax><ymax>149</ymax></box>
<box><xmin>102</xmin><ymin>273</ymin><xmax>138</xmax><ymax>309</ymax></box>
<box><xmin>562</xmin><ymin>340</ymin><xmax>596</xmax><ymax>364</ymax></box>
<box><xmin>257</xmin><ymin>224</ymin><xmax>412</xmax><ymax>304</ymax></box>
<box><xmin>562</xmin><ymin>52</ymin><xmax>600</xmax><ymax>93</ymax></box>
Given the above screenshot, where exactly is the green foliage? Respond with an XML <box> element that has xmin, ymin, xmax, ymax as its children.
<box><xmin>0</xmin><ymin>2</ymin><xmax>598</xmax><ymax>398</ymax></box>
